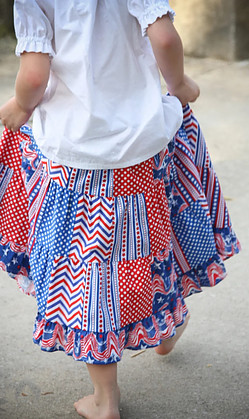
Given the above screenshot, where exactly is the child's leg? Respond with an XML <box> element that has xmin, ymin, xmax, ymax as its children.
<box><xmin>74</xmin><ymin>363</ymin><xmax>120</xmax><ymax>419</ymax></box>
<box><xmin>155</xmin><ymin>313</ymin><xmax>190</xmax><ymax>355</ymax></box>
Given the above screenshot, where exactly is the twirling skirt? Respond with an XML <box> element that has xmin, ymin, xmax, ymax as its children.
<box><xmin>0</xmin><ymin>105</ymin><xmax>240</xmax><ymax>364</ymax></box>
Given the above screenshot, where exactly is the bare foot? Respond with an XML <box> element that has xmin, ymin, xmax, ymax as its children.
<box><xmin>74</xmin><ymin>388</ymin><xmax>120</xmax><ymax>419</ymax></box>
<box><xmin>155</xmin><ymin>313</ymin><xmax>190</xmax><ymax>355</ymax></box>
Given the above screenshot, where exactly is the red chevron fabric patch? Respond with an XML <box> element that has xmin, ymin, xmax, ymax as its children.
<box><xmin>69</xmin><ymin>195</ymin><xmax>114</xmax><ymax>263</ymax></box>
<box><xmin>45</xmin><ymin>256</ymin><xmax>86</xmax><ymax>330</ymax></box>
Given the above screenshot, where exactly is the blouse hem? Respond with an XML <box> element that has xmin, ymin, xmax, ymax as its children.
<box><xmin>35</xmin><ymin>139</ymin><xmax>172</xmax><ymax>171</ymax></box>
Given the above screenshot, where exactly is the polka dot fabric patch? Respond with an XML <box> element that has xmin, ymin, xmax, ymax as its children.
<box><xmin>0</xmin><ymin>129</ymin><xmax>22</xmax><ymax>170</ymax></box>
<box><xmin>0</xmin><ymin>129</ymin><xmax>29</xmax><ymax>246</ymax></box>
<box><xmin>113</xmin><ymin>158</ymin><xmax>154</xmax><ymax>196</ymax></box>
<box><xmin>144</xmin><ymin>178</ymin><xmax>171</xmax><ymax>256</ymax></box>
<box><xmin>118</xmin><ymin>255</ymin><xmax>153</xmax><ymax>328</ymax></box>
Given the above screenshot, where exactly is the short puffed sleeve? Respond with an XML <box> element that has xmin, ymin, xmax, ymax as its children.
<box><xmin>128</xmin><ymin>0</ymin><xmax>175</xmax><ymax>36</ymax></box>
<box><xmin>14</xmin><ymin>0</ymin><xmax>55</xmax><ymax>57</ymax></box>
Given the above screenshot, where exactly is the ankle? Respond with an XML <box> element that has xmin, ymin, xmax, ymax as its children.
<box><xmin>94</xmin><ymin>390</ymin><xmax>120</xmax><ymax>419</ymax></box>
<box><xmin>94</xmin><ymin>383</ymin><xmax>119</xmax><ymax>404</ymax></box>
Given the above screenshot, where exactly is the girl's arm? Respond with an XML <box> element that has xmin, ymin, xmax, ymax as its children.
<box><xmin>0</xmin><ymin>52</ymin><xmax>50</xmax><ymax>132</ymax></box>
<box><xmin>147</xmin><ymin>14</ymin><xmax>200</xmax><ymax>105</ymax></box>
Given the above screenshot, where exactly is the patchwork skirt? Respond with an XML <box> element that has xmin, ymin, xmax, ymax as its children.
<box><xmin>0</xmin><ymin>105</ymin><xmax>240</xmax><ymax>364</ymax></box>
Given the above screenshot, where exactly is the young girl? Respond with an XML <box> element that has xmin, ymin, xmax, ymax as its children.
<box><xmin>0</xmin><ymin>1</ymin><xmax>240</xmax><ymax>418</ymax></box>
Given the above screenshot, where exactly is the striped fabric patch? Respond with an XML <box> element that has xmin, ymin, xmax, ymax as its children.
<box><xmin>0</xmin><ymin>164</ymin><xmax>13</xmax><ymax>202</ymax></box>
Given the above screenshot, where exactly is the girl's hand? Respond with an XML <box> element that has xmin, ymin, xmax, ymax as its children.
<box><xmin>0</xmin><ymin>97</ymin><xmax>32</xmax><ymax>132</ymax></box>
<box><xmin>168</xmin><ymin>74</ymin><xmax>200</xmax><ymax>106</ymax></box>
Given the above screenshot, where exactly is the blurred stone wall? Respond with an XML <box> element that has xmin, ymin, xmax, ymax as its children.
<box><xmin>171</xmin><ymin>0</ymin><xmax>249</xmax><ymax>60</ymax></box>
<box><xmin>0</xmin><ymin>0</ymin><xmax>14</xmax><ymax>37</ymax></box>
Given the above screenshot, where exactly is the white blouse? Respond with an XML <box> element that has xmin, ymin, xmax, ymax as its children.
<box><xmin>14</xmin><ymin>0</ymin><xmax>183</xmax><ymax>169</ymax></box>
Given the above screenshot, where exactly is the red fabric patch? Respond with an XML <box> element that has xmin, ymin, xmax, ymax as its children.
<box><xmin>118</xmin><ymin>255</ymin><xmax>153</xmax><ymax>328</ymax></box>
<box><xmin>145</xmin><ymin>178</ymin><xmax>171</xmax><ymax>256</ymax></box>
<box><xmin>0</xmin><ymin>129</ymin><xmax>21</xmax><ymax>169</ymax></box>
<box><xmin>0</xmin><ymin>129</ymin><xmax>29</xmax><ymax>245</ymax></box>
<box><xmin>113</xmin><ymin>158</ymin><xmax>154</xmax><ymax>196</ymax></box>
